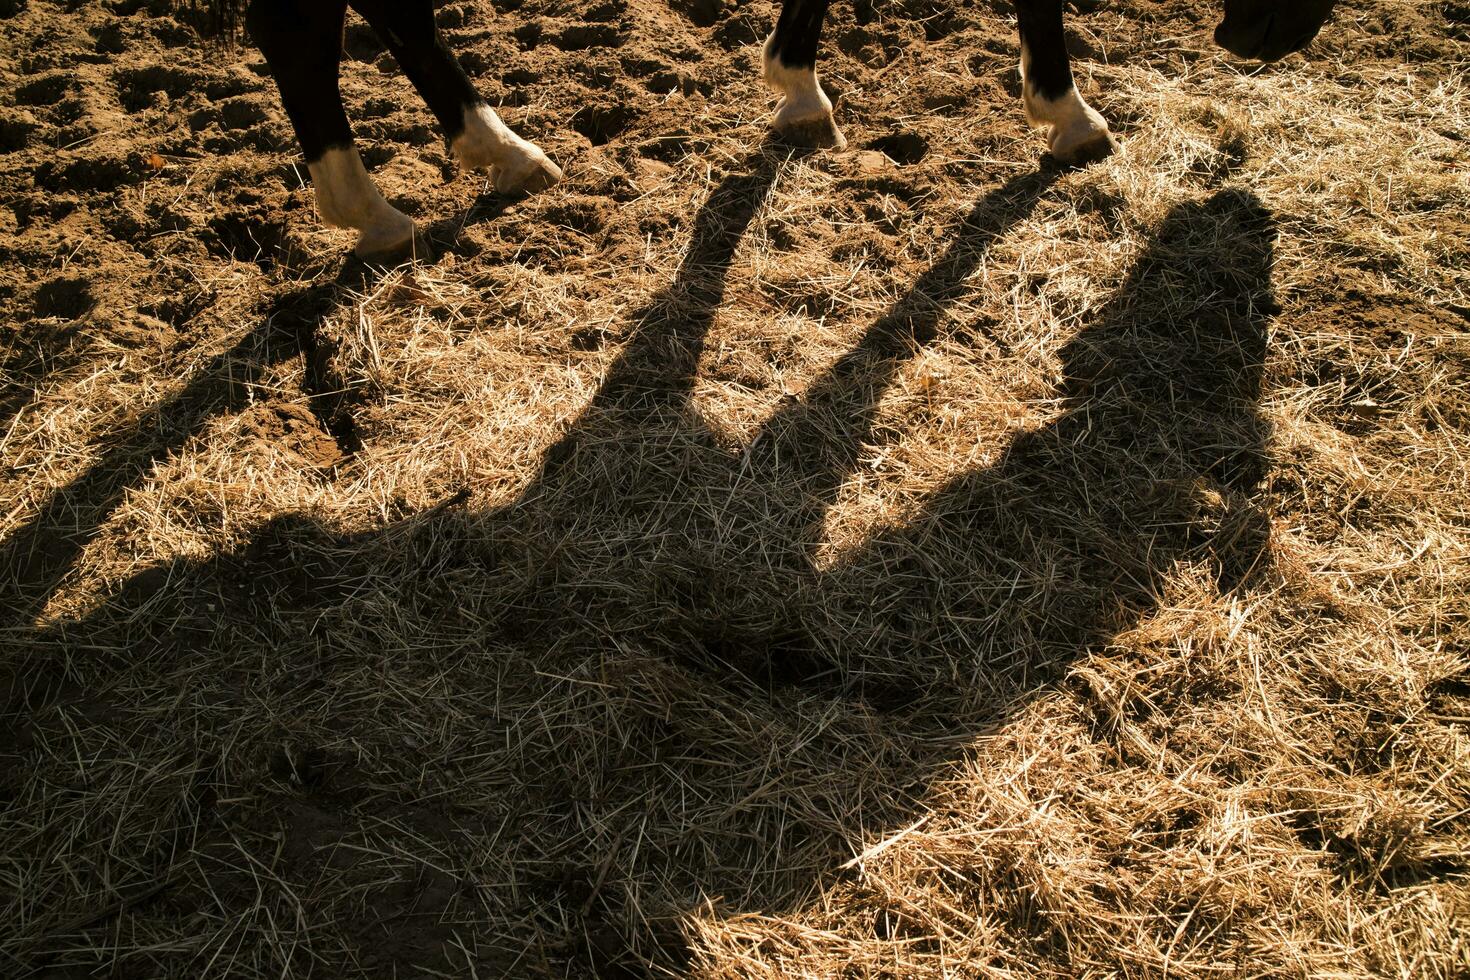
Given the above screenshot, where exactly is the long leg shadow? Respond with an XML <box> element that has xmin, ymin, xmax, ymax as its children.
<box><xmin>645</xmin><ymin>167</ymin><xmax>1062</xmax><ymax>695</ymax></box>
<box><xmin>493</xmin><ymin>166</ymin><xmax>1061</xmax><ymax>677</ymax></box>
<box><xmin>532</xmin><ymin>143</ymin><xmax>787</xmax><ymax>482</ymax></box>
<box><xmin>747</xmin><ymin>169</ymin><xmax>1059</xmax><ymax>556</ymax></box>
<box><xmin>812</xmin><ymin>188</ymin><xmax>1276</xmax><ymax>709</ymax></box>
<box><xmin>0</xmin><ymin>262</ymin><xmax>379</xmax><ymax>629</ymax></box>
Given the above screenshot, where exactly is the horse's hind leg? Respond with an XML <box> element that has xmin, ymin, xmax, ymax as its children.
<box><xmin>247</xmin><ymin>0</ymin><xmax>416</xmax><ymax>261</ymax></box>
<box><xmin>764</xmin><ymin>0</ymin><xmax>846</xmax><ymax>150</ymax></box>
<box><xmin>348</xmin><ymin>0</ymin><xmax>561</xmax><ymax>195</ymax></box>
<box><xmin>1016</xmin><ymin>0</ymin><xmax>1116</xmax><ymax>164</ymax></box>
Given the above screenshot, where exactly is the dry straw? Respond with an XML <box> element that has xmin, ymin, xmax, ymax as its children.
<box><xmin>2</xmin><ymin>1</ymin><xmax>1467</xmax><ymax>977</ymax></box>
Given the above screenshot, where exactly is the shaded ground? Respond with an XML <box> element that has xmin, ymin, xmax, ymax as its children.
<box><xmin>3</xmin><ymin>1</ymin><xmax>1469</xmax><ymax>977</ymax></box>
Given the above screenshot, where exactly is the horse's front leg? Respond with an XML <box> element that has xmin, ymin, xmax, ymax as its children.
<box><xmin>349</xmin><ymin>0</ymin><xmax>561</xmax><ymax>195</ymax></box>
<box><xmin>763</xmin><ymin>0</ymin><xmax>846</xmax><ymax>150</ymax></box>
<box><xmin>247</xmin><ymin>0</ymin><xmax>417</xmax><ymax>261</ymax></box>
<box><xmin>1017</xmin><ymin>0</ymin><xmax>1116</xmax><ymax>165</ymax></box>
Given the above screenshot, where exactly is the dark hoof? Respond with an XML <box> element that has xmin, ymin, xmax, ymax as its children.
<box><xmin>774</xmin><ymin>115</ymin><xmax>848</xmax><ymax>151</ymax></box>
<box><xmin>354</xmin><ymin>234</ymin><xmax>431</xmax><ymax>267</ymax></box>
<box><xmin>1053</xmin><ymin>132</ymin><xmax>1118</xmax><ymax>167</ymax></box>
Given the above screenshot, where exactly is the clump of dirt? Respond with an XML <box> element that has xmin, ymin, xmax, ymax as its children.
<box><xmin>236</xmin><ymin>402</ymin><xmax>345</xmax><ymax>470</ymax></box>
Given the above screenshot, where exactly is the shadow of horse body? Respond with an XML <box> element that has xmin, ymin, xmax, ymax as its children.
<box><xmin>3</xmin><ymin>152</ymin><xmax>1277</xmax><ymax>975</ymax></box>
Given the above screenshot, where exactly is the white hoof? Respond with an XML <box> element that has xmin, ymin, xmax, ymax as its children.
<box><xmin>773</xmin><ymin>108</ymin><xmax>847</xmax><ymax>150</ymax></box>
<box><xmin>489</xmin><ymin>146</ymin><xmax>563</xmax><ymax>195</ymax></box>
<box><xmin>1026</xmin><ymin>88</ymin><xmax>1115</xmax><ymax>165</ymax></box>
<box><xmin>763</xmin><ymin>33</ymin><xmax>846</xmax><ymax>151</ymax></box>
<box><xmin>352</xmin><ymin>213</ymin><xmax>419</xmax><ymax>264</ymax></box>
<box><xmin>308</xmin><ymin>146</ymin><xmax>419</xmax><ymax>259</ymax></box>
<box><xmin>1047</xmin><ymin>115</ymin><xmax>1117</xmax><ymax>165</ymax></box>
<box><xmin>1020</xmin><ymin>46</ymin><xmax>1116</xmax><ymax>166</ymax></box>
<box><xmin>453</xmin><ymin>103</ymin><xmax>562</xmax><ymax>195</ymax></box>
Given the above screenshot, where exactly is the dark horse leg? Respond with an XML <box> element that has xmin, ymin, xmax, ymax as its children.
<box><xmin>347</xmin><ymin>0</ymin><xmax>561</xmax><ymax>193</ymax></box>
<box><xmin>1016</xmin><ymin>0</ymin><xmax>1116</xmax><ymax>163</ymax></box>
<box><xmin>761</xmin><ymin>0</ymin><xmax>1116</xmax><ymax>164</ymax></box>
<box><xmin>246</xmin><ymin>0</ymin><xmax>559</xmax><ymax>261</ymax></box>
<box><xmin>246</xmin><ymin>0</ymin><xmax>416</xmax><ymax>260</ymax></box>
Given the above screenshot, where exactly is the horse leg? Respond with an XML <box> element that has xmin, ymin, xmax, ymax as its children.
<box><xmin>1016</xmin><ymin>0</ymin><xmax>1116</xmax><ymax>164</ymax></box>
<box><xmin>247</xmin><ymin>0</ymin><xmax>416</xmax><ymax>261</ymax></box>
<box><xmin>348</xmin><ymin>0</ymin><xmax>561</xmax><ymax>194</ymax></box>
<box><xmin>763</xmin><ymin>0</ymin><xmax>845</xmax><ymax>149</ymax></box>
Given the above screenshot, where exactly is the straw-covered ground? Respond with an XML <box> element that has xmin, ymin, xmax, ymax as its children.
<box><xmin>3</xmin><ymin>0</ymin><xmax>1468</xmax><ymax>976</ymax></box>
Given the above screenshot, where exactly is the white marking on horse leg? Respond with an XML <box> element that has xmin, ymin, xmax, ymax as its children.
<box><xmin>762</xmin><ymin>33</ymin><xmax>846</xmax><ymax>149</ymax></box>
<box><xmin>308</xmin><ymin>146</ymin><xmax>417</xmax><ymax>260</ymax></box>
<box><xmin>450</xmin><ymin>103</ymin><xmax>562</xmax><ymax>194</ymax></box>
<box><xmin>1020</xmin><ymin>44</ymin><xmax>1115</xmax><ymax>164</ymax></box>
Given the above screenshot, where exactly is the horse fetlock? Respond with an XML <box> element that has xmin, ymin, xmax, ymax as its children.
<box><xmin>764</xmin><ymin>37</ymin><xmax>845</xmax><ymax>150</ymax></box>
<box><xmin>1024</xmin><ymin>86</ymin><xmax>1115</xmax><ymax>165</ymax></box>
<box><xmin>453</xmin><ymin>104</ymin><xmax>562</xmax><ymax>194</ymax></box>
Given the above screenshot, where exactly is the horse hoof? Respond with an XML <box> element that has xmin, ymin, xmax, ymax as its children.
<box><xmin>354</xmin><ymin>229</ymin><xmax>426</xmax><ymax>266</ymax></box>
<box><xmin>774</xmin><ymin>114</ymin><xmax>847</xmax><ymax>151</ymax></box>
<box><xmin>1052</xmin><ymin>131</ymin><xmax>1118</xmax><ymax>167</ymax></box>
<box><xmin>494</xmin><ymin>153</ymin><xmax>562</xmax><ymax>195</ymax></box>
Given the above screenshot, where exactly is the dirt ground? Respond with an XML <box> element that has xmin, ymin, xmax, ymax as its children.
<box><xmin>2</xmin><ymin>0</ymin><xmax>1469</xmax><ymax>977</ymax></box>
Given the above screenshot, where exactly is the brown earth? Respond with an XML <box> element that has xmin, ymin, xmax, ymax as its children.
<box><xmin>2</xmin><ymin>1</ymin><xmax>1469</xmax><ymax>978</ymax></box>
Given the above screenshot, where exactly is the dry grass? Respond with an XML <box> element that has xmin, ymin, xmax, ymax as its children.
<box><xmin>2</xmin><ymin>0</ymin><xmax>1469</xmax><ymax>977</ymax></box>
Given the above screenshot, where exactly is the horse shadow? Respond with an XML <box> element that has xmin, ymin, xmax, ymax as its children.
<box><xmin>4</xmin><ymin>146</ymin><xmax>1277</xmax><ymax>977</ymax></box>
<box><xmin>0</xmin><ymin>157</ymin><xmax>590</xmax><ymax>637</ymax></box>
<box><xmin>0</xmin><ymin>264</ymin><xmax>379</xmax><ymax>629</ymax></box>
